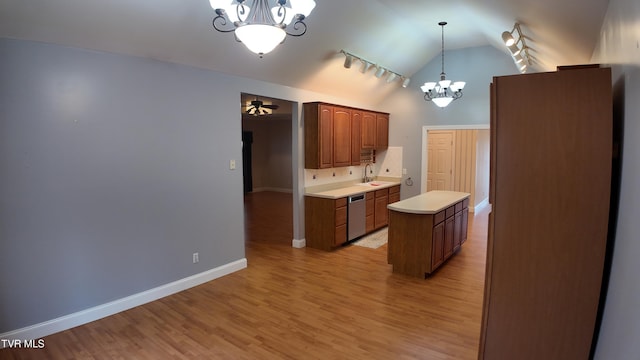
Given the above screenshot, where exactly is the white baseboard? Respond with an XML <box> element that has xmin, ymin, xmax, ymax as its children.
<box><xmin>292</xmin><ymin>238</ymin><xmax>306</xmax><ymax>248</ymax></box>
<box><xmin>0</xmin><ymin>258</ymin><xmax>247</xmax><ymax>345</ymax></box>
<box><xmin>474</xmin><ymin>197</ymin><xmax>489</xmax><ymax>213</ymax></box>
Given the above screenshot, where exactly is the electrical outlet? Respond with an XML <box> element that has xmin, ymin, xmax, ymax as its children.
<box><xmin>193</xmin><ymin>252</ymin><xmax>199</xmax><ymax>263</ymax></box>
<box><xmin>403</xmin><ymin>168</ymin><xmax>407</xmax><ymax>175</ymax></box>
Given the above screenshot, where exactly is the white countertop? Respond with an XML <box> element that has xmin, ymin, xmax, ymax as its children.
<box><xmin>305</xmin><ymin>180</ymin><xmax>401</xmax><ymax>199</ymax></box>
<box><xmin>387</xmin><ymin>190</ymin><xmax>470</xmax><ymax>214</ymax></box>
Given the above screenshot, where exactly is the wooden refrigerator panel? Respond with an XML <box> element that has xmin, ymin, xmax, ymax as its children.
<box><xmin>481</xmin><ymin>68</ymin><xmax>612</xmax><ymax>359</ymax></box>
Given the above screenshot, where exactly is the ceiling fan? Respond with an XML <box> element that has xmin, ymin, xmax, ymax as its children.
<box><xmin>243</xmin><ymin>97</ymin><xmax>279</xmax><ymax>116</ymax></box>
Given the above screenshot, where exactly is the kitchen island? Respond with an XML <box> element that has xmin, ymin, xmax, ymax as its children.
<box><xmin>387</xmin><ymin>191</ymin><xmax>470</xmax><ymax>278</ymax></box>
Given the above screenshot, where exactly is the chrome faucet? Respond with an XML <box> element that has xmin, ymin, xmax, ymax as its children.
<box><xmin>363</xmin><ymin>163</ymin><xmax>373</xmax><ymax>183</ymax></box>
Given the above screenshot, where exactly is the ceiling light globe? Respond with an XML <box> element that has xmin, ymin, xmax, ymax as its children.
<box><xmin>438</xmin><ymin>79</ymin><xmax>452</xmax><ymax>88</ymax></box>
<box><xmin>433</xmin><ymin>97</ymin><xmax>454</xmax><ymax>108</ymax></box>
<box><xmin>289</xmin><ymin>0</ymin><xmax>316</xmax><ymax>17</ymax></box>
<box><xmin>451</xmin><ymin>81</ymin><xmax>466</xmax><ymax>91</ymax></box>
<box><xmin>209</xmin><ymin>0</ymin><xmax>229</xmax><ymax>10</ymax></box>
<box><xmin>420</xmin><ymin>82</ymin><xmax>437</xmax><ymax>92</ymax></box>
<box><xmin>235</xmin><ymin>24</ymin><xmax>287</xmax><ymax>56</ymax></box>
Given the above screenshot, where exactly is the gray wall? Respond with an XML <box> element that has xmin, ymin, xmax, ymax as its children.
<box><xmin>0</xmin><ymin>38</ymin><xmax>380</xmax><ymax>333</ymax></box>
<box><xmin>378</xmin><ymin>45</ymin><xmax>517</xmax><ymax>199</ymax></box>
<box><xmin>591</xmin><ymin>0</ymin><xmax>640</xmax><ymax>357</ymax></box>
<box><xmin>0</xmin><ymin>38</ymin><xmax>247</xmax><ymax>331</ymax></box>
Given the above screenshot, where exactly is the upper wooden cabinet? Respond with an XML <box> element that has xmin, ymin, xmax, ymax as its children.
<box><xmin>305</xmin><ymin>102</ymin><xmax>389</xmax><ymax>169</ymax></box>
<box><xmin>362</xmin><ymin>112</ymin><xmax>388</xmax><ymax>150</ymax></box>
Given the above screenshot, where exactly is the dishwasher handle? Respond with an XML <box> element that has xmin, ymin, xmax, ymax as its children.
<box><xmin>349</xmin><ymin>194</ymin><xmax>365</xmax><ymax>203</ymax></box>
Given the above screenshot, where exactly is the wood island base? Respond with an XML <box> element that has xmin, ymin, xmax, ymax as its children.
<box><xmin>387</xmin><ymin>191</ymin><xmax>469</xmax><ymax>278</ymax></box>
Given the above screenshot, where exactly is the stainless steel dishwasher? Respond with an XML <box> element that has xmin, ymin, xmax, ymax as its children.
<box><xmin>347</xmin><ymin>193</ymin><xmax>366</xmax><ymax>241</ymax></box>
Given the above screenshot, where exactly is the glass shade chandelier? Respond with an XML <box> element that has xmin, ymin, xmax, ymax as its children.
<box><xmin>209</xmin><ymin>0</ymin><xmax>316</xmax><ymax>57</ymax></box>
<box><xmin>421</xmin><ymin>22</ymin><xmax>465</xmax><ymax>108</ymax></box>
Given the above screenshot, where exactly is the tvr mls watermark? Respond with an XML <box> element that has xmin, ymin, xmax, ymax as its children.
<box><xmin>1</xmin><ymin>338</ymin><xmax>46</xmax><ymax>349</ymax></box>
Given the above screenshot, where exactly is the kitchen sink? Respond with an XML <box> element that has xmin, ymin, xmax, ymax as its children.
<box><xmin>356</xmin><ymin>181</ymin><xmax>396</xmax><ymax>187</ymax></box>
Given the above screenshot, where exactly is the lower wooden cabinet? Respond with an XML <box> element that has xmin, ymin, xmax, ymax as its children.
<box><xmin>306</xmin><ymin>184</ymin><xmax>401</xmax><ymax>251</ymax></box>
<box><xmin>305</xmin><ymin>196</ymin><xmax>347</xmax><ymax>251</ymax></box>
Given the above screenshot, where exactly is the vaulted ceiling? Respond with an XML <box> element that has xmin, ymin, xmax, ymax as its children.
<box><xmin>0</xmin><ymin>0</ymin><xmax>610</xmax><ymax>105</ymax></box>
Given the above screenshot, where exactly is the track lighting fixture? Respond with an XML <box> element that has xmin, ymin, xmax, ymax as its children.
<box><xmin>502</xmin><ymin>22</ymin><xmax>532</xmax><ymax>73</ymax></box>
<box><xmin>339</xmin><ymin>50</ymin><xmax>409</xmax><ymax>88</ymax></box>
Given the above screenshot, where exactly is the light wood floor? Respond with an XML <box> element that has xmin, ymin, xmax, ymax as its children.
<box><xmin>2</xmin><ymin>191</ymin><xmax>488</xmax><ymax>359</ymax></box>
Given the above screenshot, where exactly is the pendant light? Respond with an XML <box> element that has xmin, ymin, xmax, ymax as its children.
<box><xmin>421</xmin><ymin>22</ymin><xmax>465</xmax><ymax>108</ymax></box>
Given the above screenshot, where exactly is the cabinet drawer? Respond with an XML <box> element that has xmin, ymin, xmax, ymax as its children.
<box><xmin>375</xmin><ymin>189</ymin><xmax>388</xmax><ymax>198</ymax></box>
<box><xmin>455</xmin><ymin>201</ymin><xmax>463</xmax><ymax>213</ymax></box>
<box><xmin>336</xmin><ymin>197</ymin><xmax>347</xmax><ymax>208</ymax></box>
<box><xmin>445</xmin><ymin>205</ymin><xmax>455</xmax><ymax>219</ymax></box>
<box><xmin>434</xmin><ymin>210</ymin><xmax>445</xmax><ymax>225</ymax></box>
<box><xmin>462</xmin><ymin>198</ymin><xmax>469</xmax><ymax>209</ymax></box>
<box><xmin>388</xmin><ymin>185</ymin><xmax>400</xmax><ymax>194</ymax></box>
<box><xmin>336</xmin><ymin>206</ymin><xmax>347</xmax><ymax>226</ymax></box>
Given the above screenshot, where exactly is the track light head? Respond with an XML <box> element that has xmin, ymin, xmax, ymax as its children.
<box><xmin>502</xmin><ymin>31</ymin><xmax>515</xmax><ymax>46</ymax></box>
<box><xmin>344</xmin><ymin>55</ymin><xmax>353</xmax><ymax>69</ymax></box>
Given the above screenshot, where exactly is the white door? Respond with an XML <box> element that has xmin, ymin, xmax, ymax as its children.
<box><xmin>427</xmin><ymin>131</ymin><xmax>454</xmax><ymax>191</ymax></box>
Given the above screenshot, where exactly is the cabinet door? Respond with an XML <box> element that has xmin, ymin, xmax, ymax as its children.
<box><xmin>365</xmin><ymin>192</ymin><xmax>374</xmax><ymax>233</ymax></box>
<box><xmin>333</xmin><ymin>107</ymin><xmax>351</xmax><ymax>167</ymax></box>
<box><xmin>432</xmin><ymin>221</ymin><xmax>445</xmax><ymax>271</ymax></box>
<box><xmin>319</xmin><ymin>104</ymin><xmax>334</xmax><ymax>169</ymax></box>
<box><xmin>461</xmin><ymin>207</ymin><xmax>468</xmax><ymax>245</ymax></box>
<box><xmin>444</xmin><ymin>215</ymin><xmax>454</xmax><ymax>259</ymax></box>
<box><xmin>333</xmin><ymin>202</ymin><xmax>347</xmax><ymax>246</ymax></box>
<box><xmin>375</xmin><ymin>113</ymin><xmax>389</xmax><ymax>149</ymax></box>
<box><xmin>374</xmin><ymin>191</ymin><xmax>389</xmax><ymax>229</ymax></box>
<box><xmin>361</xmin><ymin>112</ymin><xmax>376</xmax><ymax>149</ymax></box>
<box><xmin>351</xmin><ymin>110</ymin><xmax>362</xmax><ymax>166</ymax></box>
<box><xmin>453</xmin><ymin>210</ymin><xmax>462</xmax><ymax>252</ymax></box>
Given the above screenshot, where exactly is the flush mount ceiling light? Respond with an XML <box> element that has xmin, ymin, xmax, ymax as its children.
<box><xmin>502</xmin><ymin>22</ymin><xmax>532</xmax><ymax>73</ymax></box>
<box><xmin>209</xmin><ymin>0</ymin><xmax>316</xmax><ymax>57</ymax></box>
<box><xmin>340</xmin><ymin>50</ymin><xmax>410</xmax><ymax>88</ymax></box>
<box><xmin>421</xmin><ymin>22</ymin><xmax>465</xmax><ymax>108</ymax></box>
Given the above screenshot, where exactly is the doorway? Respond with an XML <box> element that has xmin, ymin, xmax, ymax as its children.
<box><xmin>240</xmin><ymin>93</ymin><xmax>295</xmax><ymax>246</ymax></box>
<box><xmin>422</xmin><ymin>126</ymin><xmax>491</xmax><ymax>212</ymax></box>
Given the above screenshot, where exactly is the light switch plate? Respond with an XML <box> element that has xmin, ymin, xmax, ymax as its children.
<box><xmin>229</xmin><ymin>160</ymin><xmax>236</xmax><ymax>170</ymax></box>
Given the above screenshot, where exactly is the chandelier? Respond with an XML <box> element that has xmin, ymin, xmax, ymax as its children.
<box><xmin>209</xmin><ymin>0</ymin><xmax>316</xmax><ymax>57</ymax></box>
<box><xmin>421</xmin><ymin>22</ymin><xmax>466</xmax><ymax>108</ymax></box>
